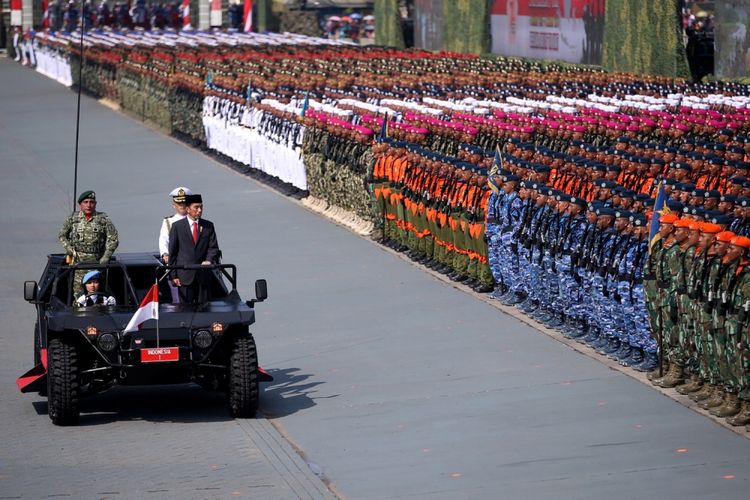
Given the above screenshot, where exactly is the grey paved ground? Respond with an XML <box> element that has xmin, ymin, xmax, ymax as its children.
<box><xmin>2</xmin><ymin>57</ymin><xmax>750</xmax><ymax>500</ymax></box>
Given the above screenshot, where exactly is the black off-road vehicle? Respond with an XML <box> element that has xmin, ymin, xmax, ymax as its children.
<box><xmin>17</xmin><ymin>253</ymin><xmax>272</xmax><ymax>426</ymax></box>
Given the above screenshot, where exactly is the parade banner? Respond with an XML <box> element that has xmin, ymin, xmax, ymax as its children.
<box><xmin>490</xmin><ymin>0</ymin><xmax>605</xmax><ymax>64</ymax></box>
<box><xmin>413</xmin><ymin>0</ymin><xmax>443</xmax><ymax>51</ymax></box>
<box><xmin>715</xmin><ymin>0</ymin><xmax>750</xmax><ymax>78</ymax></box>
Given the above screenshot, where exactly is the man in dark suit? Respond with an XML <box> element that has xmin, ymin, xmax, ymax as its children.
<box><xmin>168</xmin><ymin>194</ymin><xmax>220</xmax><ymax>303</ymax></box>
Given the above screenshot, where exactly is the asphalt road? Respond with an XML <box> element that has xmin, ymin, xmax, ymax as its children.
<box><xmin>2</xmin><ymin>57</ymin><xmax>750</xmax><ymax>500</ymax></box>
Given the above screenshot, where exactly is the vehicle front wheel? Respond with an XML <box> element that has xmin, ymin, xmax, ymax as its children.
<box><xmin>227</xmin><ymin>332</ymin><xmax>259</xmax><ymax>418</ymax></box>
<box><xmin>47</xmin><ymin>337</ymin><xmax>80</xmax><ymax>426</ymax></box>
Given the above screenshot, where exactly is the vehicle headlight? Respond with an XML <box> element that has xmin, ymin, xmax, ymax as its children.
<box><xmin>193</xmin><ymin>329</ymin><xmax>213</xmax><ymax>349</ymax></box>
<box><xmin>98</xmin><ymin>333</ymin><xmax>118</xmax><ymax>352</ymax></box>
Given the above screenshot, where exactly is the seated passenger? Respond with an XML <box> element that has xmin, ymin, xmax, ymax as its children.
<box><xmin>75</xmin><ymin>271</ymin><xmax>116</xmax><ymax>307</ymax></box>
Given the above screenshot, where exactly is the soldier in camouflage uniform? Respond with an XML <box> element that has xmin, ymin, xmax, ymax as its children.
<box><xmin>644</xmin><ymin>213</ymin><xmax>678</xmax><ymax>377</ymax></box>
<box><xmin>58</xmin><ymin>190</ymin><xmax>119</xmax><ymax>295</ymax></box>
<box><xmin>706</xmin><ymin>236</ymin><xmax>750</xmax><ymax>419</ymax></box>
<box><xmin>652</xmin><ymin>218</ymin><xmax>691</xmax><ymax>388</ymax></box>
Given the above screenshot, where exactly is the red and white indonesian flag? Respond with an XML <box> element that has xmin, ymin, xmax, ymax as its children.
<box><xmin>10</xmin><ymin>0</ymin><xmax>22</xmax><ymax>26</ymax></box>
<box><xmin>243</xmin><ymin>0</ymin><xmax>253</xmax><ymax>32</ymax></box>
<box><xmin>43</xmin><ymin>0</ymin><xmax>49</xmax><ymax>30</ymax></box>
<box><xmin>124</xmin><ymin>284</ymin><xmax>159</xmax><ymax>333</ymax></box>
<box><xmin>182</xmin><ymin>0</ymin><xmax>191</xmax><ymax>28</ymax></box>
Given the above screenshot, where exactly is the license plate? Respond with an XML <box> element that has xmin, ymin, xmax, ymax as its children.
<box><xmin>141</xmin><ymin>347</ymin><xmax>179</xmax><ymax>363</ymax></box>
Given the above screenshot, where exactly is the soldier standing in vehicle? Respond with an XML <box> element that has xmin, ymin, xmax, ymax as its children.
<box><xmin>58</xmin><ymin>190</ymin><xmax>119</xmax><ymax>295</ymax></box>
<box><xmin>159</xmin><ymin>186</ymin><xmax>192</xmax><ymax>264</ymax></box>
<box><xmin>160</xmin><ymin>187</ymin><xmax>192</xmax><ymax>302</ymax></box>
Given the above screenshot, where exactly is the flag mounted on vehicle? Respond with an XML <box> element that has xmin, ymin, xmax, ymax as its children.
<box><xmin>124</xmin><ymin>284</ymin><xmax>159</xmax><ymax>332</ymax></box>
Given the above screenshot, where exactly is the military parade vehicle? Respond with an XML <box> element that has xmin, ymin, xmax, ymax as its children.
<box><xmin>17</xmin><ymin>253</ymin><xmax>272</xmax><ymax>425</ymax></box>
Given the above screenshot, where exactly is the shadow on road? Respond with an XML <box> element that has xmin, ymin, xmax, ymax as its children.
<box><xmin>260</xmin><ymin>367</ymin><xmax>330</xmax><ymax>418</ymax></box>
<box><xmin>32</xmin><ymin>384</ymin><xmax>234</xmax><ymax>425</ymax></box>
<box><xmin>29</xmin><ymin>368</ymin><xmax>328</xmax><ymax>424</ymax></box>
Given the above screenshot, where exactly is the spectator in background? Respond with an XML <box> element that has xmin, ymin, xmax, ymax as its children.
<box><xmin>49</xmin><ymin>0</ymin><xmax>63</xmax><ymax>31</ymax></box>
<box><xmin>349</xmin><ymin>13</ymin><xmax>362</xmax><ymax>43</ymax></box>
<box><xmin>96</xmin><ymin>0</ymin><xmax>111</xmax><ymax>28</ymax></box>
<box><xmin>63</xmin><ymin>1</ymin><xmax>78</xmax><ymax>32</ymax></box>
<box><xmin>363</xmin><ymin>15</ymin><xmax>375</xmax><ymax>40</ymax></box>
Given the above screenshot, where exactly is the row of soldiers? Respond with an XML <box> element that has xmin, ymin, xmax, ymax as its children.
<box><xmin>371</xmin><ymin>140</ymin><xmax>494</xmax><ymax>293</ymax></box>
<box><xmin>487</xmin><ymin>167</ymin><xmax>750</xmax><ymax>427</ymax></box>
<box><xmin>646</xmin><ymin>215</ymin><xmax>750</xmax><ymax>427</ymax></box>
<box><xmin>487</xmin><ymin>175</ymin><xmax>655</xmax><ymax>369</ymax></box>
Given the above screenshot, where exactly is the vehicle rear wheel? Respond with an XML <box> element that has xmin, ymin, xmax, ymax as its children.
<box><xmin>227</xmin><ymin>332</ymin><xmax>259</xmax><ymax>418</ymax></box>
<box><xmin>47</xmin><ymin>337</ymin><xmax>80</xmax><ymax>426</ymax></box>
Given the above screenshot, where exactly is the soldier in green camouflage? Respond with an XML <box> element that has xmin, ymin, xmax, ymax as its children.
<box><xmin>58</xmin><ymin>190</ymin><xmax>119</xmax><ymax>295</ymax></box>
<box><xmin>652</xmin><ymin>218</ymin><xmax>691</xmax><ymax>388</ymax></box>
<box><xmin>690</xmin><ymin>231</ymin><xmax>732</xmax><ymax>404</ymax></box>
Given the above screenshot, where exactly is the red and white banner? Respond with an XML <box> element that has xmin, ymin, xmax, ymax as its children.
<box><xmin>10</xmin><ymin>0</ymin><xmax>23</xmax><ymax>26</ymax></box>
<box><xmin>490</xmin><ymin>0</ymin><xmax>605</xmax><ymax>65</ymax></box>
<box><xmin>124</xmin><ymin>284</ymin><xmax>159</xmax><ymax>333</ymax></box>
<box><xmin>210</xmin><ymin>0</ymin><xmax>222</xmax><ymax>27</ymax></box>
<box><xmin>43</xmin><ymin>0</ymin><xmax>49</xmax><ymax>30</ymax></box>
<box><xmin>243</xmin><ymin>0</ymin><xmax>253</xmax><ymax>33</ymax></box>
<box><xmin>182</xmin><ymin>0</ymin><xmax>191</xmax><ymax>28</ymax></box>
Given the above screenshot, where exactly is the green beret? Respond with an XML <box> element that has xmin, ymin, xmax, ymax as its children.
<box><xmin>78</xmin><ymin>190</ymin><xmax>96</xmax><ymax>204</ymax></box>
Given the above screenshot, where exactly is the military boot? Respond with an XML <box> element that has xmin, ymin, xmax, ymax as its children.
<box><xmin>580</xmin><ymin>326</ymin><xmax>600</xmax><ymax>345</ymax></box>
<box><xmin>726</xmin><ymin>400</ymin><xmax>750</xmax><ymax>426</ymax></box>
<box><xmin>654</xmin><ymin>363</ymin><xmax>685</xmax><ymax>388</ymax></box>
<box><xmin>689</xmin><ymin>384</ymin><xmax>715</xmax><ymax>402</ymax></box>
<box><xmin>635</xmin><ymin>351</ymin><xmax>659</xmax><ymax>372</ymax></box>
<box><xmin>621</xmin><ymin>346</ymin><xmax>643</xmax><ymax>367</ymax></box>
<box><xmin>699</xmin><ymin>387</ymin><xmax>726</xmax><ymax>410</ymax></box>
<box><xmin>566</xmin><ymin>319</ymin><xmax>589</xmax><ymax>339</ymax></box>
<box><xmin>711</xmin><ymin>393</ymin><xmax>741</xmax><ymax>417</ymax></box>
<box><xmin>610</xmin><ymin>342</ymin><xmax>631</xmax><ymax>361</ymax></box>
<box><xmin>599</xmin><ymin>336</ymin><xmax>621</xmax><ymax>356</ymax></box>
<box><xmin>675</xmin><ymin>375</ymin><xmax>703</xmax><ymax>395</ymax></box>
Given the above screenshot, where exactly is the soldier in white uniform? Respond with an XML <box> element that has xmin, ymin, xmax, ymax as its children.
<box><xmin>159</xmin><ymin>187</ymin><xmax>192</xmax><ymax>302</ymax></box>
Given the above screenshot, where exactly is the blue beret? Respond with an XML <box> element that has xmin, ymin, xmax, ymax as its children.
<box><xmin>705</xmin><ymin>190</ymin><xmax>721</xmax><ymax>199</ymax></box>
<box><xmin>721</xmin><ymin>194</ymin><xmax>737</xmax><ymax>203</ymax></box>
<box><xmin>630</xmin><ymin>213</ymin><xmax>647</xmax><ymax>226</ymax></box>
<box><xmin>615</xmin><ymin>209</ymin><xmax>632</xmax><ymax>219</ymax></box>
<box><xmin>711</xmin><ymin>214</ymin><xmax>733</xmax><ymax>225</ymax></box>
<box><xmin>82</xmin><ymin>270</ymin><xmax>101</xmax><ymax>285</ymax></box>
<box><xmin>596</xmin><ymin>180</ymin><xmax>618</xmax><ymax>189</ymax></box>
<box><xmin>666</xmin><ymin>200</ymin><xmax>684</xmax><ymax>211</ymax></box>
<box><xmin>569</xmin><ymin>196</ymin><xmax>587</xmax><ymax>207</ymax></box>
<box><xmin>596</xmin><ymin>207</ymin><xmax>616</xmax><ymax>217</ymax></box>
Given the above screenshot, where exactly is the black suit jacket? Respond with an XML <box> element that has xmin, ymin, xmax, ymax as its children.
<box><xmin>168</xmin><ymin>217</ymin><xmax>220</xmax><ymax>285</ymax></box>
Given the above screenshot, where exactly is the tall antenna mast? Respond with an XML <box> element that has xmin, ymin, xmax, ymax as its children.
<box><xmin>72</xmin><ymin>0</ymin><xmax>86</xmax><ymax>212</ymax></box>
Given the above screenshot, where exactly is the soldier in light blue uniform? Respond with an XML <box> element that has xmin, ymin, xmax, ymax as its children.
<box><xmin>599</xmin><ymin>210</ymin><xmax>634</xmax><ymax>356</ymax></box>
<box><xmin>627</xmin><ymin>214</ymin><xmax>654</xmax><ymax>367</ymax></box>
<box><xmin>510</xmin><ymin>181</ymin><xmax>536</xmax><ymax>306</ymax></box>
<box><xmin>531</xmin><ymin>188</ymin><xmax>561</xmax><ymax>325</ymax></box>
<box><xmin>486</xmin><ymin>172</ymin><xmax>507</xmax><ymax>296</ymax></box>
<box><xmin>493</xmin><ymin>174</ymin><xmax>523</xmax><ymax>303</ymax></box>
<box><xmin>581</xmin><ymin>206</ymin><xmax>616</xmax><ymax>346</ymax></box>
<box><xmin>521</xmin><ymin>185</ymin><xmax>550</xmax><ymax>314</ymax></box>
<box><xmin>557</xmin><ymin>196</ymin><xmax>587</xmax><ymax>335</ymax></box>
<box><xmin>567</xmin><ymin>201</ymin><xmax>603</xmax><ymax>339</ymax></box>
